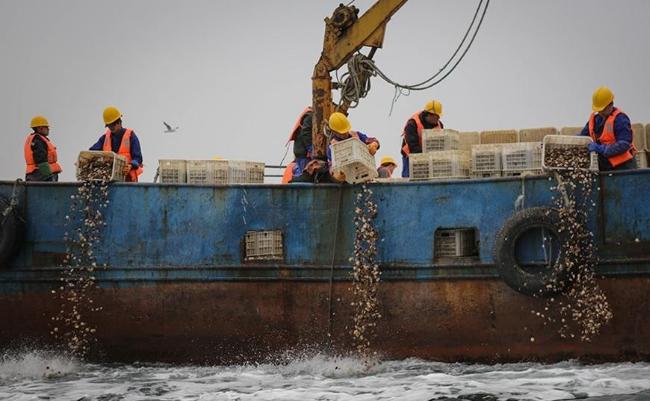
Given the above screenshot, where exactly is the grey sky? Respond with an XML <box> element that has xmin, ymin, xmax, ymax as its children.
<box><xmin>2</xmin><ymin>0</ymin><xmax>649</xmax><ymax>182</ymax></box>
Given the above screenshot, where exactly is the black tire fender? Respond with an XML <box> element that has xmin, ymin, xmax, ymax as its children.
<box><xmin>0</xmin><ymin>195</ymin><xmax>19</xmax><ymax>267</ymax></box>
<box><xmin>493</xmin><ymin>207</ymin><xmax>570</xmax><ymax>297</ymax></box>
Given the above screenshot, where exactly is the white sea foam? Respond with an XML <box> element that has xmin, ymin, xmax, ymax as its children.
<box><xmin>0</xmin><ymin>351</ymin><xmax>649</xmax><ymax>400</ymax></box>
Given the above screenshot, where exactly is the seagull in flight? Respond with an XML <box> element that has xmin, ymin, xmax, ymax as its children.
<box><xmin>163</xmin><ymin>121</ymin><xmax>179</xmax><ymax>133</ymax></box>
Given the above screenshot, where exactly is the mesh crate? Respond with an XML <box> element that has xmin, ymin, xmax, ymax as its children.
<box><xmin>76</xmin><ymin>151</ymin><xmax>127</xmax><ymax>182</ymax></box>
<box><xmin>410</xmin><ymin>150</ymin><xmax>470</xmax><ymax>180</ymax></box>
<box><xmin>158</xmin><ymin>159</ymin><xmax>187</xmax><ymax>184</ymax></box>
<box><xmin>422</xmin><ymin>129</ymin><xmax>460</xmax><ymax>152</ymax></box>
<box><xmin>560</xmin><ymin>126</ymin><xmax>583</xmax><ymax>136</ymax></box>
<box><xmin>186</xmin><ymin>160</ymin><xmax>229</xmax><ymax>185</ymax></box>
<box><xmin>330</xmin><ymin>137</ymin><xmax>377</xmax><ymax>184</ymax></box>
<box><xmin>646</xmin><ymin>124</ymin><xmax>650</xmax><ymax>151</ymax></box>
<box><xmin>631</xmin><ymin>123</ymin><xmax>646</xmax><ymax>151</ymax></box>
<box><xmin>502</xmin><ymin>169</ymin><xmax>544</xmax><ymax>177</ymax></box>
<box><xmin>635</xmin><ymin>151</ymin><xmax>648</xmax><ymax>169</ymax></box>
<box><xmin>244</xmin><ymin>230</ymin><xmax>283</xmax><ymax>261</ymax></box>
<box><xmin>471</xmin><ymin>144</ymin><xmax>502</xmax><ymax>172</ymax></box>
<box><xmin>470</xmin><ymin>170</ymin><xmax>502</xmax><ymax>179</ymax></box>
<box><xmin>542</xmin><ymin>135</ymin><xmax>598</xmax><ymax>171</ymax></box>
<box><xmin>480</xmin><ymin>129</ymin><xmax>518</xmax><ymax>144</ymax></box>
<box><xmin>458</xmin><ymin>131</ymin><xmax>480</xmax><ymax>151</ymax></box>
<box><xmin>228</xmin><ymin>161</ymin><xmax>264</xmax><ymax>184</ymax></box>
<box><xmin>519</xmin><ymin>127</ymin><xmax>557</xmax><ymax>143</ymax></box>
<box><xmin>434</xmin><ymin>229</ymin><xmax>476</xmax><ymax>258</ymax></box>
<box><xmin>501</xmin><ymin>142</ymin><xmax>542</xmax><ymax>173</ymax></box>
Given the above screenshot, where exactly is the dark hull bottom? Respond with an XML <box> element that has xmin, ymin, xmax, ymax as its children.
<box><xmin>1</xmin><ymin>277</ymin><xmax>649</xmax><ymax>364</ymax></box>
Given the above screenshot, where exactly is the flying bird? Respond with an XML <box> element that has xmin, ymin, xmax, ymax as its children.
<box><xmin>163</xmin><ymin>121</ymin><xmax>179</xmax><ymax>133</ymax></box>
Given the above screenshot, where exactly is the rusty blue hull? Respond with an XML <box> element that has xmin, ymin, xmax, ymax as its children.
<box><xmin>0</xmin><ymin>170</ymin><xmax>649</xmax><ymax>363</ymax></box>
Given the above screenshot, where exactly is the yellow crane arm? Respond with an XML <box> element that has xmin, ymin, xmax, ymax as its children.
<box><xmin>311</xmin><ymin>0</ymin><xmax>408</xmax><ymax>158</ymax></box>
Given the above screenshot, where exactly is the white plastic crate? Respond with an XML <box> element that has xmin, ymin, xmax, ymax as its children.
<box><xmin>502</xmin><ymin>142</ymin><xmax>543</xmax><ymax>173</ymax></box>
<box><xmin>518</xmin><ymin>127</ymin><xmax>557</xmax><ymax>143</ymax></box>
<box><xmin>470</xmin><ymin>170</ymin><xmax>502</xmax><ymax>179</ymax></box>
<box><xmin>76</xmin><ymin>151</ymin><xmax>127</xmax><ymax>182</ymax></box>
<box><xmin>471</xmin><ymin>144</ymin><xmax>502</xmax><ymax>173</ymax></box>
<box><xmin>458</xmin><ymin>131</ymin><xmax>480</xmax><ymax>152</ymax></box>
<box><xmin>480</xmin><ymin>129</ymin><xmax>518</xmax><ymax>144</ymax></box>
<box><xmin>631</xmin><ymin>123</ymin><xmax>645</xmax><ymax>151</ymax></box>
<box><xmin>330</xmin><ymin>137</ymin><xmax>377</xmax><ymax>184</ymax></box>
<box><xmin>409</xmin><ymin>151</ymin><xmax>470</xmax><ymax>180</ymax></box>
<box><xmin>186</xmin><ymin>160</ymin><xmax>229</xmax><ymax>185</ymax></box>
<box><xmin>635</xmin><ymin>151</ymin><xmax>648</xmax><ymax>169</ymax></box>
<box><xmin>244</xmin><ymin>230</ymin><xmax>283</xmax><ymax>261</ymax></box>
<box><xmin>645</xmin><ymin>124</ymin><xmax>650</xmax><ymax>151</ymax></box>
<box><xmin>541</xmin><ymin>135</ymin><xmax>598</xmax><ymax>171</ymax></box>
<box><xmin>560</xmin><ymin>126</ymin><xmax>583</xmax><ymax>136</ymax></box>
<box><xmin>158</xmin><ymin>159</ymin><xmax>187</xmax><ymax>184</ymax></box>
<box><xmin>435</xmin><ymin>229</ymin><xmax>476</xmax><ymax>258</ymax></box>
<box><xmin>422</xmin><ymin>129</ymin><xmax>460</xmax><ymax>152</ymax></box>
<box><xmin>229</xmin><ymin>161</ymin><xmax>264</xmax><ymax>184</ymax></box>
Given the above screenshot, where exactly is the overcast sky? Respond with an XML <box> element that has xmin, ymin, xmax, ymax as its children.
<box><xmin>2</xmin><ymin>0</ymin><xmax>649</xmax><ymax>182</ymax></box>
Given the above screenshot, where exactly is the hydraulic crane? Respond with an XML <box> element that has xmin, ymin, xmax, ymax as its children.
<box><xmin>311</xmin><ymin>0</ymin><xmax>408</xmax><ymax>159</ymax></box>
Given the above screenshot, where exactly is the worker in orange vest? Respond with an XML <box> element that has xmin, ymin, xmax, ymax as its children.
<box><xmin>400</xmin><ymin>100</ymin><xmax>444</xmax><ymax>177</ymax></box>
<box><xmin>89</xmin><ymin>106</ymin><xmax>144</xmax><ymax>182</ymax></box>
<box><xmin>580</xmin><ymin>87</ymin><xmax>637</xmax><ymax>171</ymax></box>
<box><xmin>24</xmin><ymin>116</ymin><xmax>63</xmax><ymax>182</ymax></box>
<box><xmin>282</xmin><ymin>106</ymin><xmax>313</xmax><ymax>184</ymax></box>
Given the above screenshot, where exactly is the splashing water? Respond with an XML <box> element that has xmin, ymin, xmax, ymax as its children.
<box><xmin>51</xmin><ymin>158</ymin><xmax>113</xmax><ymax>357</ymax></box>
<box><xmin>349</xmin><ymin>184</ymin><xmax>381</xmax><ymax>363</ymax></box>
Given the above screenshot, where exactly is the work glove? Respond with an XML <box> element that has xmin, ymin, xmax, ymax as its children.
<box><xmin>37</xmin><ymin>162</ymin><xmax>52</xmax><ymax>178</ymax></box>
<box><xmin>587</xmin><ymin>142</ymin><xmax>605</xmax><ymax>154</ymax></box>
<box><xmin>131</xmin><ymin>160</ymin><xmax>140</xmax><ymax>169</ymax></box>
<box><xmin>367</xmin><ymin>142</ymin><xmax>379</xmax><ymax>156</ymax></box>
<box><xmin>332</xmin><ymin>170</ymin><xmax>346</xmax><ymax>182</ymax></box>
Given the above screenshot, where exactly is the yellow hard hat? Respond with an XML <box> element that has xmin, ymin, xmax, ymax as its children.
<box><xmin>328</xmin><ymin>112</ymin><xmax>351</xmax><ymax>134</ymax></box>
<box><xmin>424</xmin><ymin>100</ymin><xmax>443</xmax><ymax>116</ymax></box>
<box><xmin>103</xmin><ymin>106</ymin><xmax>122</xmax><ymax>125</ymax></box>
<box><xmin>30</xmin><ymin>115</ymin><xmax>49</xmax><ymax>128</ymax></box>
<box><xmin>380</xmin><ymin>156</ymin><xmax>397</xmax><ymax>166</ymax></box>
<box><xmin>592</xmin><ymin>86</ymin><xmax>614</xmax><ymax>112</ymax></box>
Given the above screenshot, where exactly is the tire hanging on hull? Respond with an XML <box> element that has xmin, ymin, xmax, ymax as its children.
<box><xmin>0</xmin><ymin>195</ymin><xmax>20</xmax><ymax>267</ymax></box>
<box><xmin>493</xmin><ymin>207</ymin><xmax>571</xmax><ymax>297</ymax></box>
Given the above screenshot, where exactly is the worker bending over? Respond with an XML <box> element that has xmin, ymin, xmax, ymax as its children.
<box><xmin>401</xmin><ymin>100</ymin><xmax>444</xmax><ymax>177</ymax></box>
<box><xmin>24</xmin><ymin>116</ymin><xmax>62</xmax><ymax>182</ymax></box>
<box><xmin>327</xmin><ymin>112</ymin><xmax>379</xmax><ymax>182</ymax></box>
<box><xmin>377</xmin><ymin>156</ymin><xmax>397</xmax><ymax>178</ymax></box>
<box><xmin>90</xmin><ymin>107</ymin><xmax>144</xmax><ymax>182</ymax></box>
<box><xmin>581</xmin><ymin>87</ymin><xmax>637</xmax><ymax>171</ymax></box>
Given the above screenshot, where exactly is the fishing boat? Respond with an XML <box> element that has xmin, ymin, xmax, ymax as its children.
<box><xmin>1</xmin><ymin>169</ymin><xmax>649</xmax><ymax>364</ymax></box>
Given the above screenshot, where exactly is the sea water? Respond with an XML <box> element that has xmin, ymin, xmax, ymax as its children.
<box><xmin>1</xmin><ymin>351</ymin><xmax>650</xmax><ymax>400</ymax></box>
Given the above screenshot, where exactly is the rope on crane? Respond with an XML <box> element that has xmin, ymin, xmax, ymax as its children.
<box><xmin>336</xmin><ymin>0</ymin><xmax>490</xmax><ymax>112</ymax></box>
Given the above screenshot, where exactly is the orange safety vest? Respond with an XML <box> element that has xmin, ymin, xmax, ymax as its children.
<box><xmin>24</xmin><ymin>133</ymin><xmax>62</xmax><ymax>174</ymax></box>
<box><xmin>401</xmin><ymin>112</ymin><xmax>442</xmax><ymax>156</ymax></box>
<box><xmin>588</xmin><ymin>108</ymin><xmax>637</xmax><ymax>168</ymax></box>
<box><xmin>281</xmin><ymin>161</ymin><xmax>296</xmax><ymax>184</ymax></box>
<box><xmin>102</xmin><ymin>128</ymin><xmax>143</xmax><ymax>182</ymax></box>
<box><xmin>287</xmin><ymin>107</ymin><xmax>312</xmax><ymax>143</ymax></box>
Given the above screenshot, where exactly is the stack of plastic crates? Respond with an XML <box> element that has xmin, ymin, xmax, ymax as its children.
<box><xmin>158</xmin><ymin>159</ymin><xmax>187</xmax><ymax>183</ymax></box>
<box><xmin>501</xmin><ymin>142</ymin><xmax>543</xmax><ymax>176</ymax></box>
<box><xmin>631</xmin><ymin>123</ymin><xmax>647</xmax><ymax>168</ymax></box>
<box><xmin>409</xmin><ymin>150</ymin><xmax>470</xmax><ymax>181</ymax></box>
<box><xmin>479</xmin><ymin>129</ymin><xmax>518</xmax><ymax>144</ymax></box>
<box><xmin>541</xmin><ymin>135</ymin><xmax>598</xmax><ymax>171</ymax></box>
<box><xmin>560</xmin><ymin>126</ymin><xmax>583</xmax><ymax>136</ymax></box>
<box><xmin>228</xmin><ymin>161</ymin><xmax>264</xmax><ymax>184</ymax></box>
<box><xmin>422</xmin><ymin>129</ymin><xmax>460</xmax><ymax>152</ymax></box>
<box><xmin>470</xmin><ymin>144</ymin><xmax>502</xmax><ymax>178</ymax></box>
<box><xmin>458</xmin><ymin>131</ymin><xmax>480</xmax><ymax>152</ymax></box>
<box><xmin>186</xmin><ymin>160</ymin><xmax>229</xmax><ymax>185</ymax></box>
<box><xmin>518</xmin><ymin>127</ymin><xmax>557</xmax><ymax>143</ymax></box>
<box><xmin>330</xmin><ymin>137</ymin><xmax>378</xmax><ymax>184</ymax></box>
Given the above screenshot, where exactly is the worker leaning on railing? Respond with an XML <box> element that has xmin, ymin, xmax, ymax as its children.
<box><xmin>377</xmin><ymin>156</ymin><xmax>398</xmax><ymax>178</ymax></box>
<box><xmin>326</xmin><ymin>112</ymin><xmax>380</xmax><ymax>182</ymax></box>
<box><xmin>580</xmin><ymin>86</ymin><xmax>637</xmax><ymax>171</ymax></box>
<box><xmin>24</xmin><ymin>115</ymin><xmax>63</xmax><ymax>182</ymax></box>
<box><xmin>89</xmin><ymin>106</ymin><xmax>144</xmax><ymax>182</ymax></box>
<box><xmin>400</xmin><ymin>100</ymin><xmax>444</xmax><ymax>178</ymax></box>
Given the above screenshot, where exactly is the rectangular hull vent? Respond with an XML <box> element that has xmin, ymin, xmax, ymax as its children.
<box><xmin>245</xmin><ymin>230</ymin><xmax>283</xmax><ymax>261</ymax></box>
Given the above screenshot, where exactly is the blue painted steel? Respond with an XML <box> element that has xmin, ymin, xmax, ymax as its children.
<box><xmin>1</xmin><ymin>170</ymin><xmax>649</xmax><ymax>292</ymax></box>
